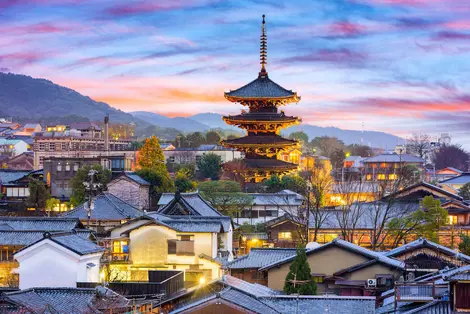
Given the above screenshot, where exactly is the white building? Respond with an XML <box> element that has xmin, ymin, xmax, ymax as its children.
<box><xmin>0</xmin><ymin>139</ymin><xmax>29</xmax><ymax>157</ymax></box>
<box><xmin>14</xmin><ymin>231</ymin><xmax>104</xmax><ymax>290</ymax></box>
<box><xmin>163</xmin><ymin>145</ymin><xmax>242</xmax><ymax>166</ymax></box>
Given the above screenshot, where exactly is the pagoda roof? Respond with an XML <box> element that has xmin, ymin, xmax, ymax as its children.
<box><xmin>223</xmin><ymin>112</ymin><xmax>299</xmax><ymax>123</ymax></box>
<box><xmin>225</xmin><ymin>75</ymin><xmax>299</xmax><ymax>101</ymax></box>
<box><xmin>222</xmin><ymin>135</ymin><xmax>298</xmax><ymax>146</ymax></box>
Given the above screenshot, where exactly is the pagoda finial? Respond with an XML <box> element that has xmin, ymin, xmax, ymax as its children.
<box><xmin>259</xmin><ymin>14</ymin><xmax>268</xmax><ymax>77</ymax></box>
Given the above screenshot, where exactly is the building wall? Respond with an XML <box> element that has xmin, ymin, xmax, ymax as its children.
<box><xmin>163</xmin><ymin>150</ymin><xmax>242</xmax><ymax>166</ymax></box>
<box><xmin>16</xmin><ymin>241</ymin><xmax>101</xmax><ymax>289</ymax></box>
<box><xmin>267</xmin><ymin>246</ymin><xmax>369</xmax><ymax>290</ymax></box>
<box><xmin>129</xmin><ymin>225</ymin><xmax>175</xmax><ymax>266</ymax></box>
<box><xmin>107</xmin><ymin>178</ymin><xmax>149</xmax><ymax>210</ymax></box>
<box><xmin>344</xmin><ymin>264</ymin><xmax>401</xmax><ymax>281</ymax></box>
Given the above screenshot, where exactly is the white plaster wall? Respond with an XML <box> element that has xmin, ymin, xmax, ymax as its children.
<box><xmin>77</xmin><ymin>254</ymin><xmax>102</xmax><ymax>282</ymax></box>
<box><xmin>109</xmin><ymin>219</ymin><xmax>150</xmax><ymax>238</ymax></box>
<box><xmin>129</xmin><ymin>225</ymin><xmax>175</xmax><ymax>266</ymax></box>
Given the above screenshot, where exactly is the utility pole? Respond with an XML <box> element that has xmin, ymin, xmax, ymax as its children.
<box><xmin>83</xmin><ymin>169</ymin><xmax>102</xmax><ymax>229</ymax></box>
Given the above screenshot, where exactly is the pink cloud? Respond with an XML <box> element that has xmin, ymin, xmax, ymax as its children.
<box><xmin>328</xmin><ymin>21</ymin><xmax>367</xmax><ymax>37</ymax></box>
<box><xmin>102</xmin><ymin>0</ymin><xmax>201</xmax><ymax>17</ymax></box>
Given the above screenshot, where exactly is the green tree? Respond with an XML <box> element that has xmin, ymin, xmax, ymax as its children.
<box><xmin>136</xmin><ymin>167</ymin><xmax>175</xmax><ymax>195</ymax></box>
<box><xmin>198</xmin><ymin>180</ymin><xmax>253</xmax><ymax>217</ymax></box>
<box><xmin>174</xmin><ymin>169</ymin><xmax>197</xmax><ymax>193</ymax></box>
<box><xmin>458</xmin><ymin>182</ymin><xmax>470</xmax><ymax>200</ymax></box>
<box><xmin>264</xmin><ymin>175</ymin><xmax>307</xmax><ymax>194</ymax></box>
<box><xmin>205</xmin><ymin>131</ymin><xmax>221</xmax><ymax>145</ymax></box>
<box><xmin>264</xmin><ymin>174</ymin><xmax>283</xmax><ymax>192</ymax></box>
<box><xmin>414</xmin><ymin>196</ymin><xmax>448</xmax><ymax>243</ymax></box>
<box><xmin>27</xmin><ymin>177</ymin><xmax>51</xmax><ymax>210</ymax></box>
<box><xmin>70</xmin><ymin>165</ymin><xmax>111</xmax><ymax>207</ymax></box>
<box><xmin>137</xmin><ymin>136</ymin><xmax>165</xmax><ymax>169</ymax></box>
<box><xmin>284</xmin><ymin>245</ymin><xmax>317</xmax><ymax>295</ymax></box>
<box><xmin>186</xmin><ymin>132</ymin><xmax>206</xmax><ymax>148</ymax></box>
<box><xmin>289</xmin><ymin>131</ymin><xmax>309</xmax><ymax>144</ymax></box>
<box><xmin>459</xmin><ymin>234</ymin><xmax>470</xmax><ymax>255</ymax></box>
<box><xmin>45</xmin><ymin>198</ymin><xmax>60</xmax><ymax>216</ymax></box>
<box><xmin>197</xmin><ymin>153</ymin><xmax>222</xmax><ymax>180</ymax></box>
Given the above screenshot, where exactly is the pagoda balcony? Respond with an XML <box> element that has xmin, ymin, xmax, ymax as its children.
<box><xmin>222</xmin><ymin>134</ymin><xmax>299</xmax><ymax>148</ymax></box>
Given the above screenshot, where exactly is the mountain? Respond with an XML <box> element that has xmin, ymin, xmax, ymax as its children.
<box><xmin>130</xmin><ymin>111</ymin><xmax>210</xmax><ymax>133</ymax></box>
<box><xmin>187</xmin><ymin>113</ymin><xmax>238</xmax><ymax>131</ymax></box>
<box><xmin>0</xmin><ymin>72</ymin><xmax>140</xmax><ymax>124</ymax></box>
<box><xmin>283</xmin><ymin>124</ymin><xmax>403</xmax><ymax>149</ymax></box>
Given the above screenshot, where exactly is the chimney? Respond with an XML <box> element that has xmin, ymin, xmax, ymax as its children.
<box><xmin>104</xmin><ymin>115</ymin><xmax>109</xmax><ymax>152</ymax></box>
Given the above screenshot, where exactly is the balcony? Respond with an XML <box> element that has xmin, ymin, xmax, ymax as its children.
<box><xmin>395</xmin><ymin>282</ymin><xmax>447</xmax><ymax>302</ymax></box>
<box><xmin>107</xmin><ymin>253</ymin><xmax>130</xmax><ymax>263</ymax></box>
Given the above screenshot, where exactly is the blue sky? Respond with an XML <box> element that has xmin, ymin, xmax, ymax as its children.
<box><xmin>1</xmin><ymin>0</ymin><xmax>470</xmax><ymax>146</ymax></box>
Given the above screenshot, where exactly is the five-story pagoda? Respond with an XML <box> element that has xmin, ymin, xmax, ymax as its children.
<box><xmin>221</xmin><ymin>15</ymin><xmax>301</xmax><ymax>183</ymax></box>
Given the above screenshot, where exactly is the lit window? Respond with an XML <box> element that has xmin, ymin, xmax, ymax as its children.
<box><xmin>65</xmin><ymin>163</ymin><xmax>70</xmax><ymax>171</ymax></box>
<box><xmin>447</xmin><ymin>215</ymin><xmax>458</xmax><ymax>225</ymax></box>
<box><xmin>113</xmin><ymin>240</ymin><xmax>128</xmax><ymax>253</ymax></box>
<box><xmin>313</xmin><ymin>276</ymin><xmax>324</xmax><ymax>284</ymax></box>
<box><xmin>57</xmin><ymin>163</ymin><xmax>62</xmax><ymax>171</ymax></box>
<box><xmin>388</xmin><ymin>174</ymin><xmax>398</xmax><ymax>180</ymax></box>
<box><xmin>278</xmin><ymin>232</ymin><xmax>292</xmax><ymax>240</ymax></box>
<box><xmin>380</xmin><ymin>162</ymin><xmax>387</xmax><ymax>168</ymax></box>
<box><xmin>366</xmin><ymin>174</ymin><xmax>372</xmax><ymax>181</ymax></box>
<box><xmin>377</xmin><ymin>174</ymin><xmax>386</xmax><ymax>180</ymax></box>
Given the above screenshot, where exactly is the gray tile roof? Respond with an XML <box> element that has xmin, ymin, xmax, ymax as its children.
<box><xmin>144</xmin><ymin>213</ymin><xmax>232</xmax><ymax>233</ymax></box>
<box><xmin>222</xmin><ymin>275</ymin><xmax>281</xmax><ymax>297</ymax></box>
<box><xmin>249</xmin><ymin>190</ymin><xmax>303</xmax><ymax>206</ymax></box>
<box><xmin>384</xmin><ymin>238</ymin><xmax>470</xmax><ymax>263</ymax></box>
<box><xmin>225</xmin><ymin>76</ymin><xmax>296</xmax><ymax>99</ymax></box>
<box><xmin>260</xmin><ymin>296</ymin><xmax>376</xmax><ymax>314</ymax></box>
<box><xmin>0</xmin><ymin>230</ymin><xmax>91</xmax><ymax>246</ymax></box>
<box><xmin>158</xmin><ymin>192</ymin><xmax>222</xmax><ymax>217</ymax></box>
<box><xmin>225</xmin><ymin>248</ymin><xmax>297</xmax><ymax>269</ymax></box>
<box><xmin>440</xmin><ymin>172</ymin><xmax>470</xmax><ymax>184</ymax></box>
<box><xmin>259</xmin><ymin>238</ymin><xmax>404</xmax><ymax>271</ymax></box>
<box><xmin>121</xmin><ymin>172</ymin><xmax>150</xmax><ymax>185</ymax></box>
<box><xmin>0</xmin><ymin>217</ymin><xmax>82</xmax><ymax>231</ymax></box>
<box><xmin>0</xmin><ymin>170</ymin><xmax>31</xmax><ymax>185</ymax></box>
<box><xmin>402</xmin><ymin>300</ymin><xmax>451</xmax><ymax>314</ymax></box>
<box><xmin>3</xmin><ymin>287</ymin><xmax>128</xmax><ymax>313</ymax></box>
<box><xmin>62</xmin><ymin>192</ymin><xmax>144</xmax><ymax>221</ymax></box>
<box><xmin>220</xmin><ymin>288</ymin><xmax>278</xmax><ymax>314</ymax></box>
<box><xmin>362</xmin><ymin>153</ymin><xmax>424</xmax><ymax>163</ymax></box>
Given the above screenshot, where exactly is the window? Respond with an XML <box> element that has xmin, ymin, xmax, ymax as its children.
<box><xmin>39</xmin><ymin>143</ymin><xmax>45</xmax><ymax>151</ymax></box>
<box><xmin>168</xmin><ymin>156</ymin><xmax>175</xmax><ymax>163</ymax></box>
<box><xmin>62</xmin><ymin>143</ymin><xmax>67</xmax><ymax>150</ymax></box>
<box><xmin>447</xmin><ymin>215</ymin><xmax>458</xmax><ymax>225</ymax></box>
<box><xmin>313</xmin><ymin>276</ymin><xmax>324</xmax><ymax>284</ymax></box>
<box><xmin>168</xmin><ymin>239</ymin><xmax>177</xmax><ymax>254</ymax></box>
<box><xmin>57</xmin><ymin>163</ymin><xmax>62</xmax><ymax>171</ymax></box>
<box><xmin>178</xmin><ymin>235</ymin><xmax>193</xmax><ymax>241</ymax></box>
<box><xmin>380</xmin><ymin>162</ymin><xmax>387</xmax><ymax>168</ymax></box>
<box><xmin>388</xmin><ymin>174</ymin><xmax>398</xmax><ymax>180</ymax></box>
<box><xmin>65</xmin><ymin>163</ymin><xmax>70</xmax><ymax>171</ymax></box>
<box><xmin>0</xmin><ymin>248</ymin><xmax>14</xmax><ymax>261</ymax></box>
<box><xmin>366</xmin><ymin>174</ymin><xmax>372</xmax><ymax>181</ymax></box>
<box><xmin>377</xmin><ymin>174</ymin><xmax>386</xmax><ymax>180</ymax></box>
<box><xmin>73</xmin><ymin>163</ymin><xmax>79</xmax><ymax>171</ymax></box>
<box><xmin>278</xmin><ymin>232</ymin><xmax>292</xmax><ymax>240</ymax></box>
<box><xmin>113</xmin><ymin>240</ymin><xmax>128</xmax><ymax>253</ymax></box>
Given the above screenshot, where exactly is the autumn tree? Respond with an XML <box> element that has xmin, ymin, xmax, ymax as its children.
<box><xmin>284</xmin><ymin>245</ymin><xmax>317</xmax><ymax>295</ymax></box>
<box><xmin>433</xmin><ymin>145</ymin><xmax>469</xmax><ymax>171</ymax></box>
<box><xmin>310</xmin><ymin>136</ymin><xmax>345</xmax><ymax>159</ymax></box>
<box><xmin>198</xmin><ymin>180</ymin><xmax>253</xmax><ymax>217</ymax></box>
<box><xmin>137</xmin><ymin>136</ymin><xmax>165</xmax><ymax>169</ymax></box>
<box><xmin>197</xmin><ymin>153</ymin><xmax>222</xmax><ymax>180</ymax></box>
<box><xmin>458</xmin><ymin>182</ymin><xmax>470</xmax><ymax>200</ymax></box>
<box><xmin>406</xmin><ymin>133</ymin><xmax>431</xmax><ymax>160</ymax></box>
<box><xmin>70</xmin><ymin>165</ymin><xmax>111</xmax><ymax>207</ymax></box>
<box><xmin>347</xmin><ymin>144</ymin><xmax>373</xmax><ymax>157</ymax></box>
<box><xmin>205</xmin><ymin>131</ymin><xmax>221</xmax><ymax>145</ymax></box>
<box><xmin>45</xmin><ymin>198</ymin><xmax>60</xmax><ymax>216</ymax></box>
<box><xmin>27</xmin><ymin>177</ymin><xmax>51</xmax><ymax>210</ymax></box>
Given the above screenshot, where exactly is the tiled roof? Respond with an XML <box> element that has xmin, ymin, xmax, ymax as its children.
<box><xmin>157</xmin><ymin>192</ymin><xmax>222</xmax><ymax>217</ymax></box>
<box><xmin>220</xmin><ymin>288</ymin><xmax>278</xmax><ymax>314</ymax></box>
<box><xmin>384</xmin><ymin>238</ymin><xmax>470</xmax><ymax>263</ymax></box>
<box><xmin>0</xmin><ymin>230</ymin><xmax>92</xmax><ymax>246</ymax></box>
<box><xmin>224</xmin><ymin>112</ymin><xmax>298</xmax><ymax>122</ymax></box>
<box><xmin>3</xmin><ymin>287</ymin><xmax>128</xmax><ymax>313</ymax></box>
<box><xmin>225</xmin><ymin>76</ymin><xmax>296</xmax><ymax>99</ymax></box>
<box><xmin>259</xmin><ymin>238</ymin><xmax>404</xmax><ymax>271</ymax></box>
<box><xmin>243</xmin><ymin>158</ymin><xmax>298</xmax><ymax>170</ymax></box>
<box><xmin>0</xmin><ymin>217</ymin><xmax>82</xmax><ymax>231</ymax></box>
<box><xmin>362</xmin><ymin>153</ymin><xmax>424</xmax><ymax>163</ymax></box>
<box><xmin>386</xmin><ymin>181</ymin><xmax>463</xmax><ymax>201</ymax></box>
<box><xmin>401</xmin><ymin>300</ymin><xmax>451</xmax><ymax>314</ymax></box>
<box><xmin>46</xmin><ymin>232</ymin><xmax>104</xmax><ymax>255</ymax></box>
<box><xmin>145</xmin><ymin>213</ymin><xmax>232</xmax><ymax>233</ymax></box>
<box><xmin>62</xmin><ymin>192</ymin><xmax>144</xmax><ymax>221</ymax></box>
<box><xmin>0</xmin><ymin>170</ymin><xmax>31</xmax><ymax>185</ymax></box>
<box><xmin>440</xmin><ymin>172</ymin><xmax>470</xmax><ymax>184</ymax></box>
<box><xmin>225</xmin><ymin>248</ymin><xmax>297</xmax><ymax>269</ymax></box>
<box><xmin>260</xmin><ymin>295</ymin><xmax>376</xmax><ymax>314</ymax></box>
<box><xmin>121</xmin><ymin>172</ymin><xmax>150</xmax><ymax>185</ymax></box>
<box><xmin>223</xmin><ymin>134</ymin><xmax>297</xmax><ymax>146</ymax></box>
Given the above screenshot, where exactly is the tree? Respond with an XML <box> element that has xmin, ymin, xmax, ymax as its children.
<box><xmin>413</xmin><ymin>196</ymin><xmax>448</xmax><ymax>243</ymax></box>
<box><xmin>330</xmin><ymin>148</ymin><xmax>346</xmax><ymax>169</ymax></box>
<box><xmin>310</xmin><ymin>136</ymin><xmax>345</xmax><ymax>159</ymax></box>
<box><xmin>137</xmin><ymin>136</ymin><xmax>165</xmax><ymax>169</ymax></box>
<box><xmin>284</xmin><ymin>245</ymin><xmax>317</xmax><ymax>295</ymax></box>
<box><xmin>433</xmin><ymin>145</ymin><xmax>469</xmax><ymax>171</ymax></box>
<box><xmin>136</xmin><ymin>167</ymin><xmax>175</xmax><ymax>198</ymax></box>
<box><xmin>197</xmin><ymin>153</ymin><xmax>222</xmax><ymax>180</ymax></box>
<box><xmin>186</xmin><ymin>132</ymin><xmax>205</xmax><ymax>148</ymax></box>
<box><xmin>458</xmin><ymin>182</ymin><xmax>470</xmax><ymax>200</ymax></box>
<box><xmin>289</xmin><ymin>131</ymin><xmax>309</xmax><ymax>144</ymax></box>
<box><xmin>45</xmin><ymin>198</ymin><xmax>60</xmax><ymax>217</ymax></box>
<box><xmin>459</xmin><ymin>234</ymin><xmax>470</xmax><ymax>256</ymax></box>
<box><xmin>308</xmin><ymin>162</ymin><xmax>333</xmax><ymax>242</ymax></box>
<box><xmin>406</xmin><ymin>133</ymin><xmax>431</xmax><ymax>159</ymax></box>
<box><xmin>198</xmin><ymin>180</ymin><xmax>253</xmax><ymax>217</ymax></box>
<box><xmin>27</xmin><ymin>177</ymin><xmax>51</xmax><ymax>210</ymax></box>
<box><xmin>264</xmin><ymin>175</ymin><xmax>307</xmax><ymax>194</ymax></box>
<box><xmin>263</xmin><ymin>175</ymin><xmax>282</xmax><ymax>193</ymax></box>
<box><xmin>347</xmin><ymin>144</ymin><xmax>373</xmax><ymax>157</ymax></box>
<box><xmin>174</xmin><ymin>169</ymin><xmax>197</xmax><ymax>193</ymax></box>
<box><xmin>70</xmin><ymin>165</ymin><xmax>111</xmax><ymax>207</ymax></box>
<box><xmin>205</xmin><ymin>131</ymin><xmax>221</xmax><ymax>145</ymax></box>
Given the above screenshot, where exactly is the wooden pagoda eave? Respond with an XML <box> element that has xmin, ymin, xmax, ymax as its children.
<box><xmin>220</xmin><ymin>142</ymin><xmax>300</xmax><ymax>149</ymax></box>
<box><xmin>223</xmin><ymin>93</ymin><xmax>300</xmax><ymax>104</ymax></box>
<box><xmin>222</xmin><ymin>117</ymin><xmax>300</xmax><ymax>125</ymax></box>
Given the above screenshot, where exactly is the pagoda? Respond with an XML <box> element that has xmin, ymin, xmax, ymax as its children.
<box><xmin>221</xmin><ymin>15</ymin><xmax>301</xmax><ymax>183</ymax></box>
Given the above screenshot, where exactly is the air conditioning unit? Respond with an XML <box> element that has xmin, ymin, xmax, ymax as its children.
<box><xmin>367</xmin><ymin>279</ymin><xmax>377</xmax><ymax>287</ymax></box>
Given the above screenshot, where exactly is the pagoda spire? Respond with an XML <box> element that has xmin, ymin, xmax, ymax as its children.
<box><xmin>259</xmin><ymin>14</ymin><xmax>268</xmax><ymax>77</ymax></box>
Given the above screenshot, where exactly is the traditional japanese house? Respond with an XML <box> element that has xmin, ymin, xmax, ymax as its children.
<box><xmin>221</xmin><ymin>15</ymin><xmax>301</xmax><ymax>183</ymax></box>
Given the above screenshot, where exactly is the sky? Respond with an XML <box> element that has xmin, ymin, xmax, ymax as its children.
<box><xmin>1</xmin><ymin>0</ymin><xmax>470</xmax><ymax>147</ymax></box>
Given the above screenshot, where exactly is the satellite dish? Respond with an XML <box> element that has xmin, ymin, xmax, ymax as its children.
<box><xmin>306</xmin><ymin>242</ymin><xmax>321</xmax><ymax>250</ymax></box>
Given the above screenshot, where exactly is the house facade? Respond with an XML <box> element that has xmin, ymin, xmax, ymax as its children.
<box><xmin>163</xmin><ymin>145</ymin><xmax>242</xmax><ymax>167</ymax></box>
<box><xmin>107</xmin><ymin>172</ymin><xmax>150</xmax><ymax>210</ymax></box>
<box><xmin>362</xmin><ymin>153</ymin><xmax>424</xmax><ymax>182</ymax></box>
<box><xmin>103</xmin><ymin>192</ymin><xmax>232</xmax><ymax>285</ymax></box>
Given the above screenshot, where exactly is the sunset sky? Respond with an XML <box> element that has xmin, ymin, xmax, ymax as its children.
<box><xmin>1</xmin><ymin>0</ymin><xmax>470</xmax><ymax>146</ymax></box>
